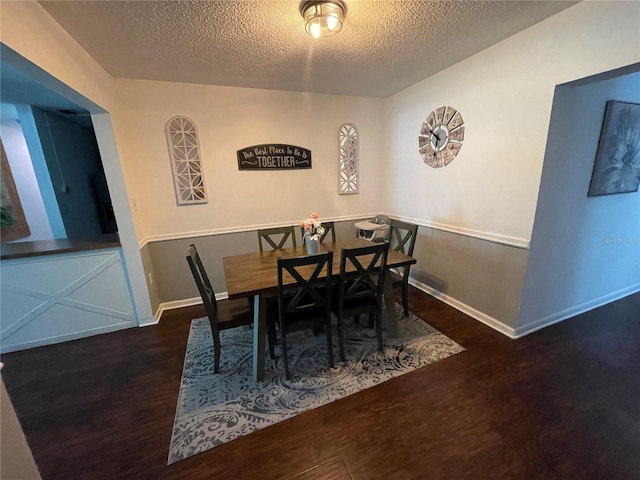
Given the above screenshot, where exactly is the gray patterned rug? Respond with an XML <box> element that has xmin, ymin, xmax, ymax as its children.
<box><xmin>168</xmin><ymin>303</ymin><xmax>464</xmax><ymax>464</ymax></box>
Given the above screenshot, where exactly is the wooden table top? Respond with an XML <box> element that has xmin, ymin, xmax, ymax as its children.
<box><xmin>223</xmin><ymin>238</ymin><xmax>416</xmax><ymax>300</ymax></box>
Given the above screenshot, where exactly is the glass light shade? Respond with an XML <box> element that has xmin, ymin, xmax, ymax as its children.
<box><xmin>301</xmin><ymin>1</ymin><xmax>345</xmax><ymax>38</ymax></box>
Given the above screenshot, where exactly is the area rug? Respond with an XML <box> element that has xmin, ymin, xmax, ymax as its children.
<box><xmin>168</xmin><ymin>303</ymin><xmax>464</xmax><ymax>464</ymax></box>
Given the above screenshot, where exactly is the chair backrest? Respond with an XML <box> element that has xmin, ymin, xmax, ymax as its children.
<box><xmin>257</xmin><ymin>226</ymin><xmax>297</xmax><ymax>252</ymax></box>
<box><xmin>337</xmin><ymin>242</ymin><xmax>389</xmax><ymax>307</ymax></box>
<box><xmin>277</xmin><ymin>251</ymin><xmax>333</xmax><ymax>322</ymax></box>
<box><xmin>186</xmin><ymin>244</ymin><xmax>220</xmax><ymax>334</ymax></box>
<box><xmin>386</xmin><ymin>219</ymin><xmax>419</xmax><ymax>256</ymax></box>
<box><xmin>300</xmin><ymin>221</ymin><xmax>336</xmax><ymax>243</ymax></box>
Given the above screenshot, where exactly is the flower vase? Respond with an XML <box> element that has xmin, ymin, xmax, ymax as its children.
<box><xmin>305</xmin><ymin>234</ymin><xmax>320</xmax><ymax>255</ymax></box>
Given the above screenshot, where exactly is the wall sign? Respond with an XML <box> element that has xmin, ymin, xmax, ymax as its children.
<box><xmin>237</xmin><ymin>144</ymin><xmax>311</xmax><ymax>170</ymax></box>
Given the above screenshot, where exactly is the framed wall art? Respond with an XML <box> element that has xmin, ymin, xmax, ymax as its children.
<box><xmin>165</xmin><ymin>116</ymin><xmax>208</xmax><ymax>205</ymax></box>
<box><xmin>1</xmin><ymin>140</ymin><xmax>31</xmax><ymax>242</ymax></box>
<box><xmin>338</xmin><ymin>123</ymin><xmax>359</xmax><ymax>194</ymax></box>
<box><xmin>588</xmin><ymin>100</ymin><xmax>640</xmax><ymax>197</ymax></box>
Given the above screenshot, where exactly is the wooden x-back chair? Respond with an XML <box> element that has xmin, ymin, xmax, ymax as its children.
<box><xmin>269</xmin><ymin>251</ymin><xmax>335</xmax><ymax>379</ymax></box>
<box><xmin>186</xmin><ymin>244</ymin><xmax>254</xmax><ymax>373</ymax></box>
<box><xmin>386</xmin><ymin>219</ymin><xmax>419</xmax><ymax>316</ymax></box>
<box><xmin>333</xmin><ymin>242</ymin><xmax>389</xmax><ymax>361</ymax></box>
<box><xmin>257</xmin><ymin>226</ymin><xmax>297</xmax><ymax>252</ymax></box>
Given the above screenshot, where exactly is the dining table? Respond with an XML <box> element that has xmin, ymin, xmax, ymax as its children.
<box><xmin>222</xmin><ymin>237</ymin><xmax>417</xmax><ymax>381</ymax></box>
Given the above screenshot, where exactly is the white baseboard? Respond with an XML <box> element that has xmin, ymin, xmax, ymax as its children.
<box><xmin>513</xmin><ymin>283</ymin><xmax>640</xmax><ymax>338</ymax></box>
<box><xmin>154</xmin><ymin>292</ymin><xmax>229</xmax><ymax>321</ymax></box>
<box><xmin>0</xmin><ymin>322</ymin><xmax>134</xmax><ymax>354</ymax></box>
<box><xmin>409</xmin><ymin>278</ymin><xmax>518</xmax><ymax>339</ymax></box>
<box><xmin>409</xmin><ymin>278</ymin><xmax>517</xmax><ymax>338</ymax></box>
<box><xmin>153</xmin><ymin>281</ymin><xmax>639</xmax><ymax>340</ymax></box>
<box><xmin>139</xmin><ymin>317</ymin><xmax>159</xmax><ymax>327</ymax></box>
<box><xmin>155</xmin><ymin>281</ymin><xmax>520</xmax><ymax>339</ymax></box>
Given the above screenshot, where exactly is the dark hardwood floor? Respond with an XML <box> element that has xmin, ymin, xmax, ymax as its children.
<box><xmin>2</xmin><ymin>288</ymin><xmax>639</xmax><ymax>480</ymax></box>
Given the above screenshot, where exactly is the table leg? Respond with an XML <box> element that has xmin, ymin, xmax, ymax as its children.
<box><xmin>383</xmin><ymin>270</ymin><xmax>400</xmax><ymax>338</ymax></box>
<box><xmin>252</xmin><ymin>294</ymin><xmax>266</xmax><ymax>381</ymax></box>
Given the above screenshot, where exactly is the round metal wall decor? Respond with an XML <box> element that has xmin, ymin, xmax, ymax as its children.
<box><xmin>418</xmin><ymin>106</ymin><xmax>465</xmax><ymax>168</ymax></box>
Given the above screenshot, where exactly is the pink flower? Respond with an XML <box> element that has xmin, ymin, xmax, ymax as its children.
<box><xmin>302</xmin><ymin>212</ymin><xmax>324</xmax><ymax>241</ymax></box>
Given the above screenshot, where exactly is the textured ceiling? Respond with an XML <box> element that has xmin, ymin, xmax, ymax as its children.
<box><xmin>37</xmin><ymin>0</ymin><xmax>578</xmax><ymax>98</ymax></box>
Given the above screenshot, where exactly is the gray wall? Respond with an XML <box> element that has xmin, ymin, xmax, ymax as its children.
<box><xmin>410</xmin><ymin>227</ymin><xmax>528</xmax><ymax>329</ymax></box>
<box><xmin>140</xmin><ymin>243</ymin><xmax>160</xmax><ymax>314</ymax></box>
<box><xmin>518</xmin><ymin>68</ymin><xmax>640</xmax><ymax>331</ymax></box>
<box><xmin>146</xmin><ymin>217</ymin><xmax>528</xmax><ymax>330</ymax></box>
<box><xmin>146</xmin><ymin>219</ymin><xmax>365</xmax><ymax>312</ymax></box>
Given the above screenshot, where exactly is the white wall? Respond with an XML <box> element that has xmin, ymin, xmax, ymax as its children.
<box><xmin>380</xmin><ymin>1</ymin><xmax>640</xmax><ymax>332</ymax></box>
<box><xmin>383</xmin><ymin>1</ymin><xmax>640</xmax><ymax>245</ymax></box>
<box><xmin>0</xmin><ymin>1</ymin><xmax>115</xmax><ymax>112</ymax></box>
<box><xmin>517</xmin><ymin>70</ymin><xmax>640</xmax><ymax>333</ymax></box>
<box><xmin>113</xmin><ymin>79</ymin><xmax>385</xmax><ymax>242</ymax></box>
<box><xmin>0</xmin><ymin>1</ymin><xmax>154</xmax><ymax>325</ymax></box>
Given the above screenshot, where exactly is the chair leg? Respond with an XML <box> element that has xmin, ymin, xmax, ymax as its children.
<box><xmin>213</xmin><ymin>335</ymin><xmax>221</xmax><ymax>374</ymax></box>
<box><xmin>267</xmin><ymin>317</ymin><xmax>277</xmax><ymax>360</ymax></box>
<box><xmin>336</xmin><ymin>315</ymin><xmax>346</xmax><ymax>362</ymax></box>
<box><xmin>367</xmin><ymin>312</ymin><xmax>374</xmax><ymax>328</ymax></box>
<box><xmin>402</xmin><ymin>281</ymin><xmax>410</xmax><ymax>317</ymax></box>
<box><xmin>325</xmin><ymin>315</ymin><xmax>334</xmax><ymax>368</ymax></box>
<box><xmin>376</xmin><ymin>309</ymin><xmax>383</xmax><ymax>353</ymax></box>
<box><xmin>280</xmin><ymin>319</ymin><xmax>291</xmax><ymax>379</ymax></box>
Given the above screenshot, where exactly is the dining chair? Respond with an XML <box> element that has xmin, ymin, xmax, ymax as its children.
<box><xmin>332</xmin><ymin>242</ymin><xmax>389</xmax><ymax>361</ymax></box>
<box><xmin>268</xmin><ymin>251</ymin><xmax>334</xmax><ymax>379</ymax></box>
<box><xmin>186</xmin><ymin>244</ymin><xmax>255</xmax><ymax>373</ymax></box>
<box><xmin>257</xmin><ymin>226</ymin><xmax>297</xmax><ymax>252</ymax></box>
<box><xmin>300</xmin><ymin>221</ymin><xmax>336</xmax><ymax>243</ymax></box>
<box><xmin>385</xmin><ymin>219</ymin><xmax>419</xmax><ymax>316</ymax></box>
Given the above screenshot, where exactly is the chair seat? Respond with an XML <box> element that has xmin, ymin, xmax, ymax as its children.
<box><xmin>332</xmin><ymin>292</ymin><xmax>378</xmax><ymax>318</ymax></box>
<box><xmin>216</xmin><ymin>299</ymin><xmax>254</xmax><ymax>330</ymax></box>
<box><xmin>267</xmin><ymin>296</ymin><xmax>327</xmax><ymax>332</ymax></box>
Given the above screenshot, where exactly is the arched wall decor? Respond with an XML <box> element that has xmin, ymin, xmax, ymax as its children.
<box><xmin>165</xmin><ymin>116</ymin><xmax>207</xmax><ymax>205</ymax></box>
<box><xmin>338</xmin><ymin>123</ymin><xmax>359</xmax><ymax>194</ymax></box>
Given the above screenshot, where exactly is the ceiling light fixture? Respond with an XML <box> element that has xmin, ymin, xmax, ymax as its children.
<box><xmin>300</xmin><ymin>0</ymin><xmax>346</xmax><ymax>39</ymax></box>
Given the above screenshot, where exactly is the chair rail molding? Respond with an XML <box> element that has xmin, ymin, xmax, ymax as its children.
<box><xmin>137</xmin><ymin>213</ymin><xmax>379</xmax><ymax>248</ymax></box>
<box><xmin>385</xmin><ymin>213</ymin><xmax>530</xmax><ymax>249</ymax></box>
<box><xmin>137</xmin><ymin>213</ymin><xmax>529</xmax><ymax>249</ymax></box>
